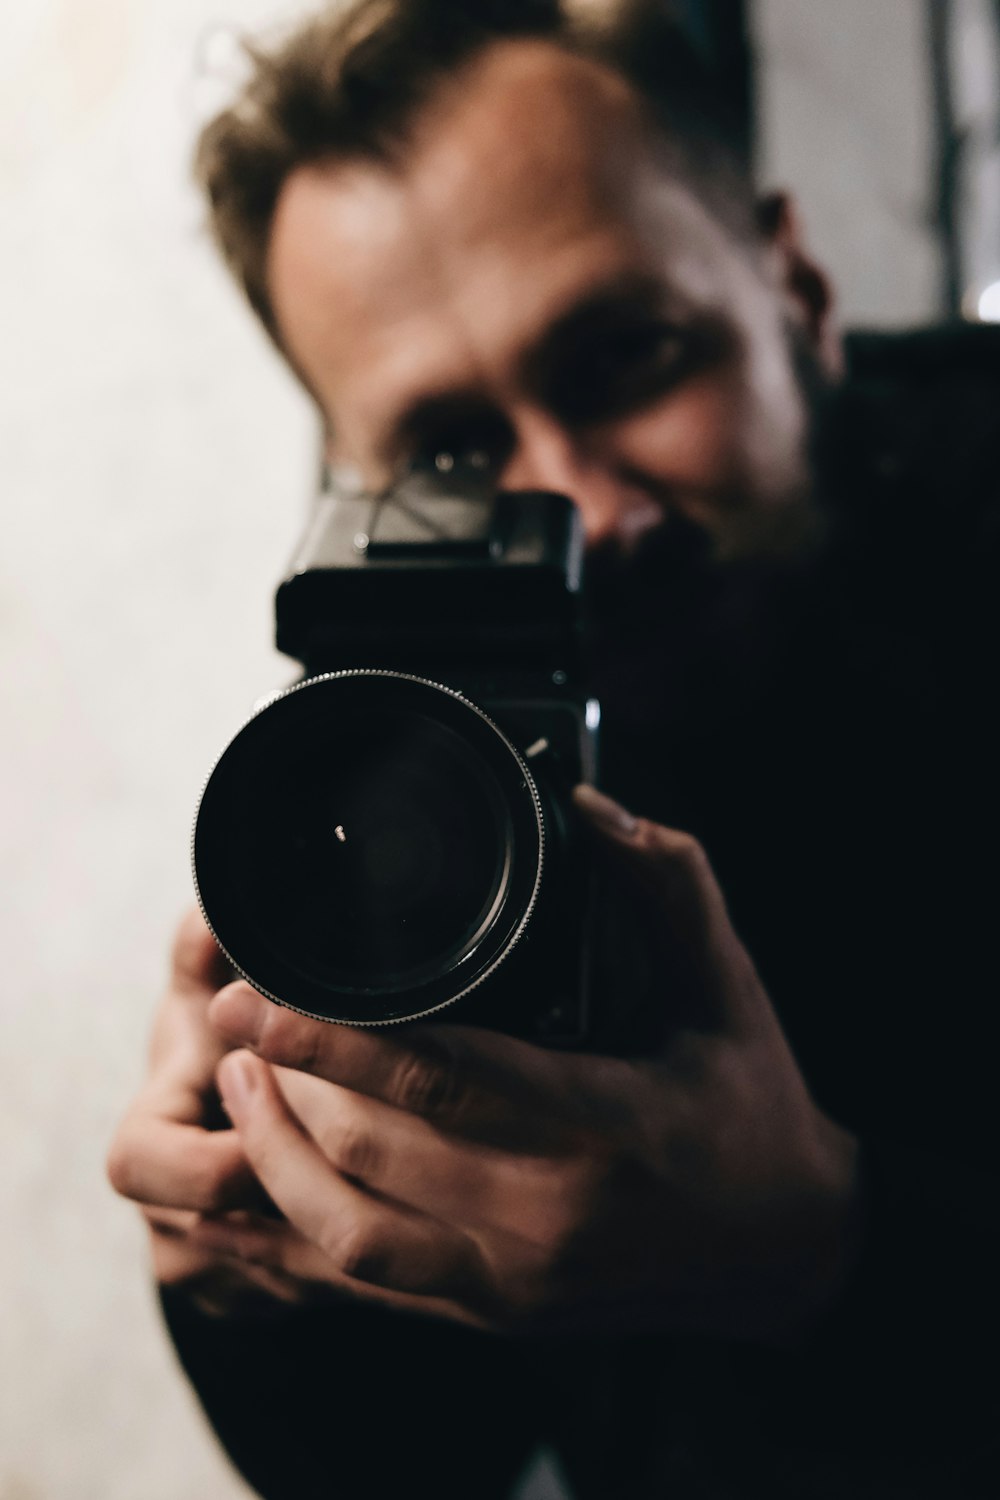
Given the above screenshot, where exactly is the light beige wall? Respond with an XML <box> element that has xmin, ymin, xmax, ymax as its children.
<box><xmin>0</xmin><ymin>4</ymin><xmax>319</xmax><ymax>1497</ymax></box>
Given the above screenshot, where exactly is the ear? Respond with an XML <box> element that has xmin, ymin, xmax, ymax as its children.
<box><xmin>757</xmin><ymin>191</ymin><xmax>843</xmax><ymax>379</ymax></box>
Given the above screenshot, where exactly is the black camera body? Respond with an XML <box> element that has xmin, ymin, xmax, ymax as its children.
<box><xmin>193</xmin><ymin>475</ymin><xmax>600</xmax><ymax>1044</ymax></box>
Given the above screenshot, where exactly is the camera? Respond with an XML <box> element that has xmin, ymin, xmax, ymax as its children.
<box><xmin>192</xmin><ymin>470</ymin><xmax>600</xmax><ymax>1044</ymax></box>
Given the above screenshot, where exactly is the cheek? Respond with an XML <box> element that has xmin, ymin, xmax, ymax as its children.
<box><xmin>610</xmin><ymin>369</ymin><xmax>760</xmax><ymax>502</ymax></box>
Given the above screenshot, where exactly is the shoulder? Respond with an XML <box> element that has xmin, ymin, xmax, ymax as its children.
<box><xmin>839</xmin><ymin>324</ymin><xmax>1000</xmax><ymax>515</ymax></box>
<box><xmin>819</xmin><ymin>325</ymin><xmax>1000</xmax><ymax>625</ymax></box>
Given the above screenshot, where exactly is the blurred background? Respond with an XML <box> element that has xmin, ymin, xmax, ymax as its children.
<box><xmin>1</xmin><ymin>2</ymin><xmax>997</xmax><ymax>1497</ymax></box>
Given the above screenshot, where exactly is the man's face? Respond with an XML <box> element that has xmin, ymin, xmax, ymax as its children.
<box><xmin>268</xmin><ymin>40</ymin><xmax>823</xmax><ymax>562</ymax></box>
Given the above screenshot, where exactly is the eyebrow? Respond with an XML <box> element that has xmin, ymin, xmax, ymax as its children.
<box><xmin>373</xmin><ymin>269</ymin><xmax>689</xmax><ymax>469</ymax></box>
<box><xmin>525</xmin><ymin>269</ymin><xmax>687</xmax><ymax>378</ymax></box>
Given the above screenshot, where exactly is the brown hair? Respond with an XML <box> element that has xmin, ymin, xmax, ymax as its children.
<box><xmin>195</xmin><ymin>0</ymin><xmax>752</xmax><ymax>343</ymax></box>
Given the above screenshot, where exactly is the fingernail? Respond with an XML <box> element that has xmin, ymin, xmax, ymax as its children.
<box><xmin>218</xmin><ymin>1052</ymin><xmax>258</xmax><ymax>1114</ymax></box>
<box><xmin>210</xmin><ymin>983</ymin><xmax>266</xmax><ymax>1044</ymax></box>
<box><xmin>572</xmin><ymin>784</ymin><xmax>639</xmax><ymax>839</ymax></box>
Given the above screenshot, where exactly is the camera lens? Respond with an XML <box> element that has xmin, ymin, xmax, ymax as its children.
<box><xmin>255</xmin><ymin>710</ymin><xmax>510</xmax><ymax>991</ymax></box>
<box><xmin>193</xmin><ymin>672</ymin><xmax>544</xmax><ymax>1024</ymax></box>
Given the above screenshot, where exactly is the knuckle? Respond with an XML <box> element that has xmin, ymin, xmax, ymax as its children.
<box><xmin>258</xmin><ymin>1005</ymin><xmax>322</xmax><ymax>1071</ymax></box>
<box><xmin>321</xmin><ymin>1216</ymin><xmax>388</xmax><ymax>1285</ymax></box>
<box><xmin>675</xmin><ymin>831</ymin><xmax>707</xmax><ymax>869</ymax></box>
<box><xmin>638</xmin><ymin>825</ymin><xmax>717</xmax><ymax>912</ymax></box>
<box><xmin>391</xmin><ymin>1041</ymin><xmax>460</xmax><ymax>1120</ymax></box>
<box><xmin>333</xmin><ymin>1120</ymin><xmax>381</xmax><ymax>1184</ymax></box>
<box><xmin>650</xmin><ymin>826</ymin><xmax>704</xmax><ymax>871</ymax></box>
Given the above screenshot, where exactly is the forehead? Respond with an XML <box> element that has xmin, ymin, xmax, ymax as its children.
<box><xmin>267</xmin><ymin>41</ymin><xmax>755</xmax><ymax>444</ymax></box>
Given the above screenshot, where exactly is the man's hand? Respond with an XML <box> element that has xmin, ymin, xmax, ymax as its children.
<box><xmin>106</xmin><ymin>910</ymin><xmax>323</xmax><ymax>1316</ymax></box>
<box><xmin>190</xmin><ymin>789</ymin><xmax>862</xmax><ymax>1340</ymax></box>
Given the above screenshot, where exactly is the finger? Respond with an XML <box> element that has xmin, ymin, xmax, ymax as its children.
<box><xmin>147</xmin><ymin>911</ymin><xmax>239</xmax><ymax>1080</ymax></box>
<box><xmin>144</xmin><ymin>1205</ymin><xmax>281</xmax><ymax>1238</ymax></box>
<box><xmin>151</xmin><ymin>1229</ymin><xmax>303</xmax><ymax>1313</ymax></box>
<box><xmin>170</xmin><ymin>907</ymin><xmax>233</xmax><ymax>998</ymax></box>
<box><xmin>210</xmin><ymin>985</ymin><xmax>579</xmax><ymax>1141</ymax></box>
<box><xmin>193</xmin><ymin>1212</ymin><xmax>362</xmax><ymax>1282</ymax></box>
<box><xmin>107</xmin><ymin>1113</ymin><xmax>263</xmax><ymax>1211</ymax></box>
<box><xmin>274</xmin><ymin>1068</ymin><xmax>571</xmax><ymax>1238</ymax></box>
<box><xmin>217</xmin><ymin>1050</ymin><xmax>483</xmax><ymax>1302</ymax></box>
<box><xmin>573</xmin><ymin>785</ymin><xmax>729</xmax><ymax>939</ymax></box>
<box><xmin>143</xmin><ymin>1205</ymin><xmax>201</xmax><ymax>1238</ymax></box>
<box><xmin>573</xmin><ymin>785</ymin><xmax>762</xmax><ymax>1032</ymax></box>
<box><xmin>189</xmin><ymin>1213</ymin><xmax>484</xmax><ymax>1327</ymax></box>
<box><xmin>141</xmin><ymin>1204</ymin><xmax>303</xmax><ymax>1310</ymax></box>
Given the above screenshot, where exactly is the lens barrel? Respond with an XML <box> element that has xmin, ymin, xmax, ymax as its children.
<box><xmin>192</xmin><ymin>671</ymin><xmax>545</xmax><ymax>1025</ymax></box>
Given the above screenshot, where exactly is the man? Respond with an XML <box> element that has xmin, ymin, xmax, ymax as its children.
<box><xmin>107</xmin><ymin>1</ymin><xmax>999</xmax><ymax>1495</ymax></box>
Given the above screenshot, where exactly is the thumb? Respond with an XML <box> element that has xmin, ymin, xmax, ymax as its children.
<box><xmin>572</xmin><ymin>785</ymin><xmax>763</xmax><ymax>1036</ymax></box>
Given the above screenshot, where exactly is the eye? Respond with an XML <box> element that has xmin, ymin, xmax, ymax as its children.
<box><xmin>552</xmin><ymin>321</ymin><xmax>702</xmax><ymax>425</ymax></box>
<box><xmin>407</xmin><ymin>412</ymin><xmax>514</xmax><ymax>485</ymax></box>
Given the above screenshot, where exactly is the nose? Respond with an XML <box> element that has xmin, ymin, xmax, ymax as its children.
<box><xmin>500</xmin><ymin>409</ymin><xmax>663</xmax><ymax>550</ymax></box>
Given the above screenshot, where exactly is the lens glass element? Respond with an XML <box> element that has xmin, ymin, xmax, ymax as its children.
<box><xmin>256</xmin><ymin>709</ymin><xmax>510</xmax><ymax>992</ymax></box>
<box><xmin>194</xmin><ymin>674</ymin><xmax>542</xmax><ymax>1023</ymax></box>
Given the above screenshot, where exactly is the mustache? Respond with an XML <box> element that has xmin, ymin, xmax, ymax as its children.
<box><xmin>582</xmin><ymin>507</ymin><xmax>716</xmax><ymax>637</ymax></box>
<box><xmin>579</xmin><ymin>495</ymin><xmax>812</xmax><ymax>741</ymax></box>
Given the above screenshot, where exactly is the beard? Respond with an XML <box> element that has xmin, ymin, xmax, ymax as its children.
<box><xmin>580</xmin><ymin>331</ymin><xmax>839</xmax><ymax>813</ymax></box>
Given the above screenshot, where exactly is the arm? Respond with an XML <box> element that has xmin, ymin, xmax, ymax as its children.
<box><xmin>194</xmin><ymin>789</ymin><xmax>999</xmax><ymax>1482</ymax></box>
<box><xmin>108</xmin><ymin>912</ymin><xmax>541</xmax><ymax>1500</ymax></box>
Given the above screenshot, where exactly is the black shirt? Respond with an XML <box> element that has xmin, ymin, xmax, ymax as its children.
<box><xmin>162</xmin><ymin>326</ymin><xmax>1000</xmax><ymax>1498</ymax></box>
